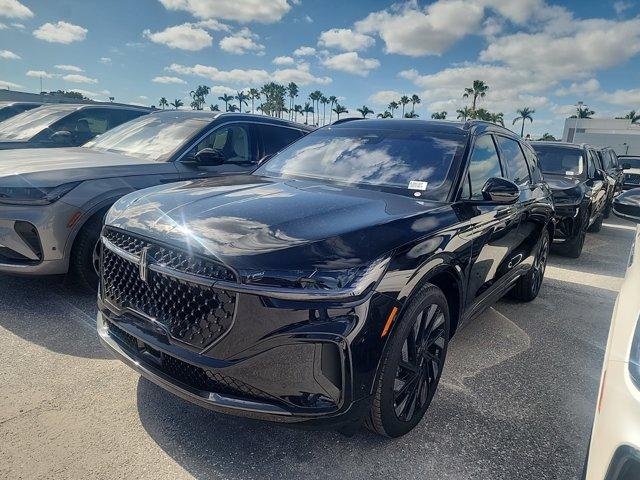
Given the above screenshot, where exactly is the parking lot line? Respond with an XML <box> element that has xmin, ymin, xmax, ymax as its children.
<box><xmin>545</xmin><ymin>265</ymin><xmax>624</xmax><ymax>292</ymax></box>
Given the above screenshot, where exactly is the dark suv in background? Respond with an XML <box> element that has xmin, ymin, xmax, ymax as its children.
<box><xmin>0</xmin><ymin>103</ymin><xmax>151</xmax><ymax>150</ymax></box>
<box><xmin>531</xmin><ymin>141</ymin><xmax>608</xmax><ymax>257</ymax></box>
<box><xmin>98</xmin><ymin>119</ymin><xmax>554</xmax><ymax>437</ymax></box>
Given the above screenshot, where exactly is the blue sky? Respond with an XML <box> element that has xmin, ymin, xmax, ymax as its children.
<box><xmin>1</xmin><ymin>0</ymin><xmax>640</xmax><ymax>137</ymax></box>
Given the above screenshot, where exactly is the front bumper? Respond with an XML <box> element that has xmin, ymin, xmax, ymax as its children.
<box><xmin>551</xmin><ymin>204</ymin><xmax>582</xmax><ymax>243</ymax></box>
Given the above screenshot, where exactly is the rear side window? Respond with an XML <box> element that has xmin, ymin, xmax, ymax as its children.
<box><xmin>522</xmin><ymin>145</ymin><xmax>543</xmax><ymax>183</ymax></box>
<box><xmin>257</xmin><ymin>124</ymin><xmax>305</xmax><ymax>159</ymax></box>
<box><xmin>587</xmin><ymin>150</ymin><xmax>597</xmax><ymax>177</ymax></box>
<box><xmin>462</xmin><ymin>135</ymin><xmax>503</xmax><ymax>199</ymax></box>
<box><xmin>496</xmin><ymin>136</ymin><xmax>530</xmax><ymax>185</ymax></box>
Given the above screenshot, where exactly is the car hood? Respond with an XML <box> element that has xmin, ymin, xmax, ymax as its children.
<box><xmin>106</xmin><ymin>175</ymin><xmax>452</xmax><ymax>272</ymax></box>
<box><xmin>543</xmin><ymin>174</ymin><xmax>585</xmax><ymax>205</ymax></box>
<box><xmin>0</xmin><ymin>147</ymin><xmax>168</xmax><ymax>187</ymax></box>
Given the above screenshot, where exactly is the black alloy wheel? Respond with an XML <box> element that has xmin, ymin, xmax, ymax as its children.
<box><xmin>509</xmin><ymin>229</ymin><xmax>550</xmax><ymax>301</ymax></box>
<box><xmin>366</xmin><ymin>284</ymin><xmax>450</xmax><ymax>437</ymax></box>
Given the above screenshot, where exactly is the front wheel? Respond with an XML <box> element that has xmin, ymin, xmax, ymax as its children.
<box><xmin>509</xmin><ymin>229</ymin><xmax>549</xmax><ymax>302</ymax></box>
<box><xmin>69</xmin><ymin>213</ymin><xmax>104</xmax><ymax>291</ymax></box>
<box><xmin>366</xmin><ymin>284</ymin><xmax>450</xmax><ymax>437</ymax></box>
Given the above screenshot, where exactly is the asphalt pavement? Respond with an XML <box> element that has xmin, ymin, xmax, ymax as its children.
<box><xmin>0</xmin><ymin>216</ymin><xmax>636</xmax><ymax>480</ymax></box>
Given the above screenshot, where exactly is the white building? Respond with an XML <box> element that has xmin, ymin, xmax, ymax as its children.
<box><xmin>562</xmin><ymin>118</ymin><xmax>640</xmax><ymax>155</ymax></box>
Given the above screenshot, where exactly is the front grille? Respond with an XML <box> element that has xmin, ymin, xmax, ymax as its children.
<box><xmin>106</xmin><ymin>320</ymin><xmax>272</xmax><ymax>402</ymax></box>
<box><xmin>101</xmin><ymin>228</ymin><xmax>237</xmax><ymax>350</ymax></box>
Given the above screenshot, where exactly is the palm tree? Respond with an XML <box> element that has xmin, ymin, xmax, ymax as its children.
<box><xmin>377</xmin><ymin>111</ymin><xmax>393</xmax><ymax>118</ymax></box>
<box><xmin>320</xmin><ymin>95</ymin><xmax>329</xmax><ymax>125</ymax></box>
<box><xmin>218</xmin><ymin>93</ymin><xmax>234</xmax><ymax>112</ymax></box>
<box><xmin>333</xmin><ymin>104</ymin><xmax>348</xmax><ymax>120</ymax></box>
<box><xmin>328</xmin><ymin>95</ymin><xmax>337</xmax><ymax>122</ymax></box>
<box><xmin>513</xmin><ymin>107</ymin><xmax>535</xmax><ymax>137</ymax></box>
<box><xmin>456</xmin><ymin>107</ymin><xmax>472</xmax><ymax>121</ymax></box>
<box><xmin>399</xmin><ymin>95</ymin><xmax>410</xmax><ymax>116</ymax></box>
<box><xmin>248</xmin><ymin>88</ymin><xmax>260</xmax><ymax>114</ymax></box>
<box><xmin>210</xmin><ymin>104</ymin><xmax>220</xmax><ymax>111</ymax></box>
<box><xmin>189</xmin><ymin>85</ymin><xmax>210</xmax><ymax>110</ymax></box>
<box><xmin>462</xmin><ymin>80</ymin><xmax>489</xmax><ymax>112</ymax></box>
<box><xmin>490</xmin><ymin>112</ymin><xmax>504</xmax><ymax>126</ymax></box>
<box><xmin>538</xmin><ymin>133</ymin><xmax>557</xmax><ymax>141</ymax></box>
<box><xmin>235</xmin><ymin>90</ymin><xmax>249</xmax><ymax>112</ymax></box>
<box><xmin>294</xmin><ymin>104</ymin><xmax>303</xmax><ymax>123</ymax></box>
<box><xmin>410</xmin><ymin>94</ymin><xmax>421</xmax><ymax>114</ymax></box>
<box><xmin>356</xmin><ymin>105</ymin><xmax>374</xmax><ymax>118</ymax></box>
<box><xmin>286</xmin><ymin>82</ymin><xmax>299</xmax><ymax>121</ymax></box>
<box><xmin>227</xmin><ymin>104</ymin><xmax>240</xmax><ymax>112</ymax></box>
<box><xmin>570</xmin><ymin>106</ymin><xmax>595</xmax><ymax>119</ymax></box>
<box><xmin>388</xmin><ymin>101</ymin><xmax>399</xmax><ymax>117</ymax></box>
<box><xmin>624</xmin><ymin>110</ymin><xmax>640</xmax><ymax>124</ymax></box>
<box><xmin>302</xmin><ymin>102</ymin><xmax>314</xmax><ymax>125</ymax></box>
<box><xmin>170</xmin><ymin>98</ymin><xmax>183</xmax><ymax>110</ymax></box>
<box><xmin>404</xmin><ymin>111</ymin><xmax>419</xmax><ymax>118</ymax></box>
<box><xmin>159</xmin><ymin>97</ymin><xmax>169</xmax><ymax>110</ymax></box>
<box><xmin>309</xmin><ymin>90</ymin><xmax>322</xmax><ymax>125</ymax></box>
<box><xmin>431</xmin><ymin>111</ymin><xmax>447</xmax><ymax>119</ymax></box>
<box><xmin>473</xmin><ymin>108</ymin><xmax>492</xmax><ymax>121</ymax></box>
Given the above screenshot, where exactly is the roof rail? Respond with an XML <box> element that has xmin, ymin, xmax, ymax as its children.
<box><xmin>331</xmin><ymin>117</ymin><xmax>365</xmax><ymax>126</ymax></box>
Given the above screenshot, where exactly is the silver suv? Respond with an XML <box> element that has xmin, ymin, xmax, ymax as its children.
<box><xmin>0</xmin><ymin>111</ymin><xmax>311</xmax><ymax>289</ymax></box>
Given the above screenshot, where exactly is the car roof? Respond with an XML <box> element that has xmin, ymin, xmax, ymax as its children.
<box><xmin>530</xmin><ymin>140</ymin><xmax>585</xmax><ymax>151</ymax></box>
<box><xmin>325</xmin><ymin>118</ymin><xmax>515</xmax><ymax>137</ymax></box>
<box><xmin>149</xmin><ymin>110</ymin><xmax>313</xmax><ymax>130</ymax></box>
<box><xmin>23</xmin><ymin>103</ymin><xmax>152</xmax><ymax>114</ymax></box>
<box><xmin>0</xmin><ymin>101</ymin><xmax>42</xmax><ymax>108</ymax></box>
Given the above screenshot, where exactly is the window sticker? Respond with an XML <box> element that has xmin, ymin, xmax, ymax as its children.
<box><xmin>408</xmin><ymin>180</ymin><xmax>428</xmax><ymax>191</ymax></box>
<box><xmin>565</xmin><ymin>171</ymin><xmax>575</xmax><ymax>176</ymax></box>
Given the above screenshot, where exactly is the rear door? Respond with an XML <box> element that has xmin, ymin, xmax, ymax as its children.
<box><xmin>459</xmin><ymin>134</ymin><xmax>522</xmax><ymax>313</ymax></box>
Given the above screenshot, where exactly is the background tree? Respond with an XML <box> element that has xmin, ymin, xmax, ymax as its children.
<box><xmin>410</xmin><ymin>94</ymin><xmax>421</xmax><ymax>114</ymax></box>
<box><xmin>538</xmin><ymin>133</ymin><xmax>557</xmax><ymax>141</ymax></box>
<box><xmin>303</xmin><ymin>102</ymin><xmax>313</xmax><ymax>125</ymax></box>
<box><xmin>294</xmin><ymin>104</ymin><xmax>303</xmax><ymax>123</ymax></box>
<box><xmin>377</xmin><ymin>111</ymin><xmax>393</xmax><ymax>118</ymax></box>
<box><xmin>333</xmin><ymin>104</ymin><xmax>348</xmax><ymax>120</ymax></box>
<box><xmin>328</xmin><ymin>95</ymin><xmax>337</xmax><ymax>122</ymax></box>
<box><xmin>489</xmin><ymin>112</ymin><xmax>505</xmax><ymax>126</ymax></box>
<box><xmin>570</xmin><ymin>106</ymin><xmax>595</xmax><ymax>119</ymax></box>
<box><xmin>218</xmin><ymin>93</ymin><xmax>233</xmax><ymax>112</ymax></box>
<box><xmin>462</xmin><ymin>80</ymin><xmax>489</xmax><ymax>112</ymax></box>
<box><xmin>209</xmin><ymin>104</ymin><xmax>220</xmax><ymax>111</ymax></box>
<box><xmin>189</xmin><ymin>85</ymin><xmax>210</xmax><ymax>110</ymax></box>
<box><xmin>456</xmin><ymin>107</ymin><xmax>472</xmax><ymax>121</ymax></box>
<box><xmin>357</xmin><ymin>105</ymin><xmax>374</xmax><ymax>118</ymax></box>
<box><xmin>513</xmin><ymin>107</ymin><xmax>535</xmax><ymax>137</ymax></box>
<box><xmin>248</xmin><ymin>88</ymin><xmax>260</xmax><ymax>114</ymax></box>
<box><xmin>431</xmin><ymin>111</ymin><xmax>447</xmax><ymax>119</ymax></box>
<box><xmin>287</xmin><ymin>82</ymin><xmax>298</xmax><ymax>120</ymax></box>
<box><xmin>235</xmin><ymin>90</ymin><xmax>249</xmax><ymax>112</ymax></box>
<box><xmin>624</xmin><ymin>110</ymin><xmax>640</xmax><ymax>124</ymax></box>
<box><xmin>388</xmin><ymin>101</ymin><xmax>399</xmax><ymax>117</ymax></box>
<box><xmin>227</xmin><ymin>104</ymin><xmax>240</xmax><ymax>112</ymax></box>
<box><xmin>309</xmin><ymin>90</ymin><xmax>322</xmax><ymax>125</ymax></box>
<box><xmin>320</xmin><ymin>95</ymin><xmax>329</xmax><ymax>125</ymax></box>
<box><xmin>159</xmin><ymin>97</ymin><xmax>168</xmax><ymax>110</ymax></box>
<box><xmin>170</xmin><ymin>98</ymin><xmax>183</xmax><ymax>110</ymax></box>
<box><xmin>404</xmin><ymin>111</ymin><xmax>419</xmax><ymax>118</ymax></box>
<box><xmin>399</xmin><ymin>95</ymin><xmax>410</xmax><ymax>116</ymax></box>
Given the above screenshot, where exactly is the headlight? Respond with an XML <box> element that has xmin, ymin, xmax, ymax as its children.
<box><xmin>628</xmin><ymin>314</ymin><xmax>640</xmax><ymax>389</ymax></box>
<box><xmin>0</xmin><ymin>181</ymin><xmax>80</xmax><ymax>205</ymax></box>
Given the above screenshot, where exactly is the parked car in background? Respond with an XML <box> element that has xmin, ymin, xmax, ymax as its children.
<box><xmin>585</xmin><ymin>189</ymin><xmax>640</xmax><ymax>480</ymax></box>
<box><xmin>531</xmin><ymin>141</ymin><xmax>608</xmax><ymax>257</ymax></box>
<box><xmin>596</xmin><ymin>146</ymin><xmax>621</xmax><ymax>217</ymax></box>
<box><xmin>0</xmin><ymin>111</ymin><xmax>311</xmax><ymax>289</ymax></box>
<box><xmin>97</xmin><ymin>119</ymin><xmax>554</xmax><ymax>437</ymax></box>
<box><xmin>619</xmin><ymin>155</ymin><xmax>640</xmax><ymax>190</ymax></box>
<box><xmin>0</xmin><ymin>103</ymin><xmax>151</xmax><ymax>150</ymax></box>
<box><xmin>0</xmin><ymin>101</ymin><xmax>42</xmax><ymax>122</ymax></box>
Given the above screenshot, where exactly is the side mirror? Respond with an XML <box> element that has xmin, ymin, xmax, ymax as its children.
<box><xmin>195</xmin><ymin>148</ymin><xmax>225</xmax><ymax>166</ymax></box>
<box><xmin>50</xmin><ymin>130</ymin><xmax>73</xmax><ymax>145</ymax></box>
<box><xmin>593</xmin><ymin>169</ymin><xmax>606</xmax><ymax>181</ymax></box>
<box><xmin>613</xmin><ymin>188</ymin><xmax>640</xmax><ymax>223</ymax></box>
<box><xmin>475</xmin><ymin>177</ymin><xmax>520</xmax><ymax>204</ymax></box>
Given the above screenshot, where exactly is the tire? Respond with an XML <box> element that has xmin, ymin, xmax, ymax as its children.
<box><xmin>366</xmin><ymin>284</ymin><xmax>450</xmax><ymax>437</ymax></box>
<box><xmin>588</xmin><ymin>213</ymin><xmax>603</xmax><ymax>233</ymax></box>
<box><xmin>509</xmin><ymin>229</ymin><xmax>549</xmax><ymax>302</ymax></box>
<box><xmin>69</xmin><ymin>212</ymin><xmax>104</xmax><ymax>291</ymax></box>
<box><xmin>556</xmin><ymin>213</ymin><xmax>587</xmax><ymax>259</ymax></box>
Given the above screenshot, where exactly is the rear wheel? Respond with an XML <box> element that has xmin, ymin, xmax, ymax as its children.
<box><xmin>509</xmin><ymin>229</ymin><xmax>549</xmax><ymax>302</ymax></box>
<box><xmin>69</xmin><ymin>212</ymin><xmax>104</xmax><ymax>291</ymax></box>
<box><xmin>366</xmin><ymin>284</ymin><xmax>450</xmax><ymax>437</ymax></box>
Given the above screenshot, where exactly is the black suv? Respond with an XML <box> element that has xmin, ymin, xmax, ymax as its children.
<box><xmin>0</xmin><ymin>103</ymin><xmax>152</xmax><ymax>150</ymax></box>
<box><xmin>531</xmin><ymin>141</ymin><xmax>608</xmax><ymax>257</ymax></box>
<box><xmin>98</xmin><ymin>120</ymin><xmax>554</xmax><ymax>437</ymax></box>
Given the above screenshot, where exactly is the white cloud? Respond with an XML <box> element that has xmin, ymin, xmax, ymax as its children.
<box><xmin>152</xmin><ymin>75</ymin><xmax>187</xmax><ymax>84</ymax></box>
<box><xmin>210</xmin><ymin>85</ymin><xmax>239</xmax><ymax>96</ymax></box>
<box><xmin>33</xmin><ymin>21</ymin><xmax>88</xmax><ymax>44</ymax></box>
<box><xmin>599</xmin><ymin>88</ymin><xmax>640</xmax><ymax>106</ymax></box>
<box><xmin>321</xmin><ymin>52</ymin><xmax>380</xmax><ymax>76</ymax></box>
<box><xmin>193</xmin><ymin>19</ymin><xmax>230</xmax><ymax>31</ymax></box>
<box><xmin>70</xmin><ymin>88</ymin><xmax>111</xmax><ymax>100</ymax></box>
<box><xmin>144</xmin><ymin>23</ymin><xmax>213</xmax><ymax>51</ymax></box>
<box><xmin>293</xmin><ymin>46</ymin><xmax>316</xmax><ymax>56</ymax></box>
<box><xmin>0</xmin><ymin>23</ymin><xmax>6</xmax><ymax>29</ymax></box>
<box><xmin>0</xmin><ymin>0</ymin><xmax>33</xmax><ymax>19</ymax></box>
<box><xmin>11</xmin><ymin>22</ymin><xmax>24</xmax><ymax>29</ymax></box>
<box><xmin>63</xmin><ymin>74</ymin><xmax>98</xmax><ymax>84</ymax></box>
<box><xmin>368</xmin><ymin>90</ymin><xmax>402</xmax><ymax>107</ymax></box>
<box><xmin>555</xmin><ymin>79</ymin><xmax>600</xmax><ymax>97</ymax></box>
<box><xmin>139</xmin><ymin>95</ymin><xmax>148</xmax><ymax>100</ymax></box>
<box><xmin>55</xmin><ymin>64</ymin><xmax>83</xmax><ymax>72</ymax></box>
<box><xmin>167</xmin><ymin>62</ymin><xmax>331</xmax><ymax>86</ymax></box>
<box><xmin>318</xmin><ymin>28</ymin><xmax>374</xmax><ymax>51</ymax></box>
<box><xmin>157</xmin><ymin>0</ymin><xmax>292</xmax><ymax>23</ymax></box>
<box><xmin>0</xmin><ymin>79</ymin><xmax>22</xmax><ymax>89</ymax></box>
<box><xmin>614</xmin><ymin>1</ymin><xmax>633</xmax><ymax>15</ymax></box>
<box><xmin>272</xmin><ymin>55</ymin><xmax>294</xmax><ymax>65</ymax></box>
<box><xmin>355</xmin><ymin>0</ymin><xmax>484</xmax><ymax>57</ymax></box>
<box><xmin>0</xmin><ymin>49</ymin><xmax>20</xmax><ymax>59</ymax></box>
<box><xmin>219</xmin><ymin>28</ymin><xmax>264</xmax><ymax>55</ymax></box>
<box><xmin>26</xmin><ymin>70</ymin><xmax>55</xmax><ymax>78</ymax></box>
<box><xmin>100</xmin><ymin>57</ymin><xmax>112</xmax><ymax>64</ymax></box>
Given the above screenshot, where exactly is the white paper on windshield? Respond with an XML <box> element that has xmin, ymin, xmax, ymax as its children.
<box><xmin>565</xmin><ymin>171</ymin><xmax>575</xmax><ymax>175</ymax></box>
<box><xmin>408</xmin><ymin>180</ymin><xmax>428</xmax><ymax>191</ymax></box>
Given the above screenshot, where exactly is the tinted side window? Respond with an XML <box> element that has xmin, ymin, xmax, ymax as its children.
<box><xmin>586</xmin><ymin>150</ymin><xmax>597</xmax><ymax>177</ymax></box>
<box><xmin>258</xmin><ymin>124</ymin><xmax>305</xmax><ymax>158</ymax></box>
<box><xmin>109</xmin><ymin>109</ymin><xmax>147</xmax><ymax>128</ymax></box>
<box><xmin>463</xmin><ymin>135</ymin><xmax>503</xmax><ymax>199</ymax></box>
<box><xmin>496</xmin><ymin>136</ymin><xmax>530</xmax><ymax>185</ymax></box>
<box><xmin>51</xmin><ymin>109</ymin><xmax>116</xmax><ymax>143</ymax></box>
<box><xmin>194</xmin><ymin>124</ymin><xmax>253</xmax><ymax>163</ymax></box>
<box><xmin>522</xmin><ymin>145</ymin><xmax>543</xmax><ymax>183</ymax></box>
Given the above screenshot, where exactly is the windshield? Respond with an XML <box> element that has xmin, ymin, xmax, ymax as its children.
<box><xmin>532</xmin><ymin>145</ymin><xmax>585</xmax><ymax>176</ymax></box>
<box><xmin>0</xmin><ymin>105</ymin><xmax>78</xmax><ymax>141</ymax></box>
<box><xmin>84</xmin><ymin>114</ymin><xmax>210</xmax><ymax>161</ymax></box>
<box><xmin>620</xmin><ymin>156</ymin><xmax>640</xmax><ymax>170</ymax></box>
<box><xmin>255</xmin><ymin>126</ymin><xmax>465</xmax><ymax>199</ymax></box>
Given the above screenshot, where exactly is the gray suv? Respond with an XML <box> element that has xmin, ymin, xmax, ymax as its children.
<box><xmin>0</xmin><ymin>111</ymin><xmax>311</xmax><ymax>289</ymax></box>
